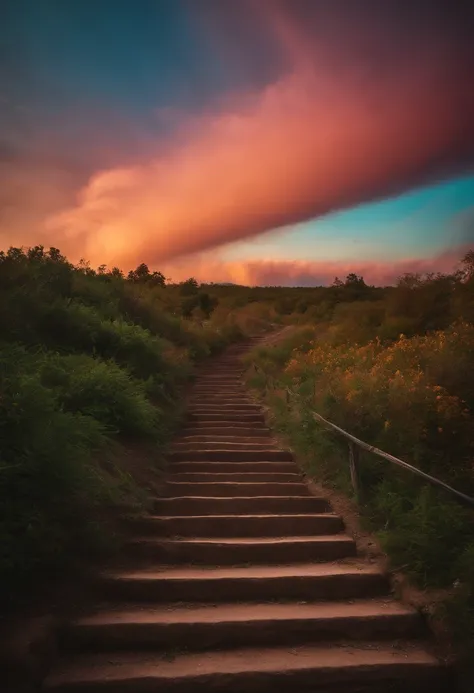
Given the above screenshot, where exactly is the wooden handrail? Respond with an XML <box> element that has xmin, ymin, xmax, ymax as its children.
<box><xmin>279</xmin><ymin>375</ymin><xmax>474</xmax><ymax>508</ymax></box>
<box><xmin>249</xmin><ymin>361</ymin><xmax>474</xmax><ymax>507</ymax></box>
<box><xmin>309</xmin><ymin>408</ymin><xmax>474</xmax><ymax>508</ymax></box>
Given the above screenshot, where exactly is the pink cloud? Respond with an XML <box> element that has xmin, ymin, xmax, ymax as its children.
<box><xmin>41</xmin><ymin>10</ymin><xmax>474</xmax><ymax>269</ymax></box>
<box><xmin>2</xmin><ymin>3</ymin><xmax>473</xmax><ymax>272</ymax></box>
<box><xmin>162</xmin><ymin>244</ymin><xmax>469</xmax><ymax>287</ymax></box>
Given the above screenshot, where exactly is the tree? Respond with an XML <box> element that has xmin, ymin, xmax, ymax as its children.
<box><xmin>149</xmin><ymin>271</ymin><xmax>166</xmax><ymax>287</ymax></box>
<box><xmin>397</xmin><ymin>273</ymin><xmax>422</xmax><ymax>289</ymax></box>
<box><xmin>181</xmin><ymin>295</ymin><xmax>199</xmax><ymax>318</ymax></box>
<box><xmin>127</xmin><ymin>263</ymin><xmax>166</xmax><ymax>287</ymax></box>
<box><xmin>344</xmin><ymin>273</ymin><xmax>366</xmax><ymax>288</ymax></box>
<box><xmin>198</xmin><ymin>292</ymin><xmax>219</xmax><ymax>318</ymax></box>
<box><xmin>179</xmin><ymin>277</ymin><xmax>199</xmax><ymax>296</ymax></box>
<box><xmin>128</xmin><ymin>263</ymin><xmax>150</xmax><ymax>282</ymax></box>
<box><xmin>460</xmin><ymin>250</ymin><xmax>474</xmax><ymax>282</ymax></box>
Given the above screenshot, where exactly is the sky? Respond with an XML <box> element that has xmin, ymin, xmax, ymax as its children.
<box><xmin>1</xmin><ymin>0</ymin><xmax>474</xmax><ymax>285</ymax></box>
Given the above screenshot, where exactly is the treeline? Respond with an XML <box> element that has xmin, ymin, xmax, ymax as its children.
<box><xmin>208</xmin><ymin>253</ymin><xmax>474</xmax><ymax>341</ymax></box>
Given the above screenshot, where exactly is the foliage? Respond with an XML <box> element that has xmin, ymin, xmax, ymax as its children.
<box><xmin>243</xmin><ymin>251</ymin><xmax>474</xmax><ymax>660</ymax></box>
<box><xmin>3</xmin><ymin>241</ymin><xmax>474</xmax><ymax>646</ymax></box>
<box><xmin>0</xmin><ymin>246</ymin><xmax>268</xmax><ymax>609</ymax></box>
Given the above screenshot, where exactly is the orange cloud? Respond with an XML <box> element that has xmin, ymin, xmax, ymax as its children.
<box><xmin>162</xmin><ymin>244</ymin><xmax>468</xmax><ymax>287</ymax></box>
<box><xmin>43</xmin><ymin>18</ymin><xmax>474</xmax><ymax>269</ymax></box>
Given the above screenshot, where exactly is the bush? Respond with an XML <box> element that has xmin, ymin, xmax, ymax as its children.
<box><xmin>244</xmin><ymin>315</ymin><xmax>474</xmax><ymax>660</ymax></box>
<box><xmin>41</xmin><ymin>354</ymin><xmax>159</xmax><ymax>438</ymax></box>
<box><xmin>0</xmin><ymin>246</ymin><xmax>260</xmax><ymax>609</ymax></box>
<box><xmin>0</xmin><ymin>345</ymin><xmax>108</xmax><ymax>602</ymax></box>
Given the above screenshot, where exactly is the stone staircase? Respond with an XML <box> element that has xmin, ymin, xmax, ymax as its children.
<box><xmin>44</xmin><ymin>338</ymin><xmax>450</xmax><ymax>692</ymax></box>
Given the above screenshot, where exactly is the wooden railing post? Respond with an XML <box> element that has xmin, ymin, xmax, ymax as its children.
<box><xmin>349</xmin><ymin>442</ymin><xmax>361</xmax><ymax>502</ymax></box>
<box><xmin>310</xmin><ymin>410</ymin><xmax>474</xmax><ymax>508</ymax></box>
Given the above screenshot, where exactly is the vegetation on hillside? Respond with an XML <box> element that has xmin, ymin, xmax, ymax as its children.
<box><xmin>2</xmin><ymin>242</ymin><xmax>474</xmax><ymax>663</ymax></box>
<box><xmin>0</xmin><ymin>246</ymin><xmax>277</xmax><ymax>609</ymax></box>
<box><xmin>244</xmin><ymin>249</ymin><xmax>474</xmax><ymax>657</ymax></box>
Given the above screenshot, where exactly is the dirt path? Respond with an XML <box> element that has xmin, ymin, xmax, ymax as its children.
<box><xmin>44</xmin><ymin>337</ymin><xmax>450</xmax><ymax>692</ymax></box>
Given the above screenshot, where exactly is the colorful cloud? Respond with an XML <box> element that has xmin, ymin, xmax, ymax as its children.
<box><xmin>162</xmin><ymin>244</ymin><xmax>469</xmax><ymax>287</ymax></box>
<box><xmin>42</xmin><ymin>5</ymin><xmax>474</xmax><ymax>269</ymax></box>
<box><xmin>1</xmin><ymin>2</ymin><xmax>474</xmax><ymax>277</ymax></box>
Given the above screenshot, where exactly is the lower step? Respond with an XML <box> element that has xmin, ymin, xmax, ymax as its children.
<box><xmin>97</xmin><ymin>563</ymin><xmax>389</xmax><ymax>602</ymax></box>
<box><xmin>188</xmin><ymin>404</ymin><xmax>261</xmax><ymax>413</ymax></box>
<box><xmin>166</xmin><ymin>472</ymin><xmax>303</xmax><ymax>483</ymax></box>
<box><xmin>125</xmin><ymin>535</ymin><xmax>357</xmax><ymax>564</ymax></box>
<box><xmin>186</xmin><ymin>417</ymin><xmax>266</xmax><ymax>427</ymax></box>
<box><xmin>163</xmin><ymin>482</ymin><xmax>310</xmax><ymax>497</ymax></box>
<box><xmin>186</xmin><ymin>398</ymin><xmax>257</xmax><ymax>406</ymax></box>
<box><xmin>166</xmin><ymin>461</ymin><xmax>299</xmax><ymax>474</ymax></box>
<box><xmin>45</xmin><ymin>642</ymin><xmax>445</xmax><ymax>692</ymax></box>
<box><xmin>153</xmin><ymin>496</ymin><xmax>330</xmax><ymax>515</ymax></box>
<box><xmin>129</xmin><ymin>513</ymin><xmax>344</xmax><ymax>537</ymax></box>
<box><xmin>189</xmin><ymin>413</ymin><xmax>265</xmax><ymax>423</ymax></box>
<box><xmin>175</xmin><ymin>435</ymin><xmax>274</xmax><ymax>444</ymax></box>
<box><xmin>63</xmin><ymin>600</ymin><xmax>424</xmax><ymax>652</ymax></box>
<box><xmin>167</xmin><ymin>451</ymin><xmax>293</xmax><ymax>462</ymax></box>
<box><xmin>181</xmin><ymin>427</ymin><xmax>272</xmax><ymax>438</ymax></box>
<box><xmin>169</xmin><ymin>443</ymin><xmax>281</xmax><ymax>453</ymax></box>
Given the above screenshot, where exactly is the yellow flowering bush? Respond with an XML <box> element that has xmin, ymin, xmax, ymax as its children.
<box><xmin>246</xmin><ymin>320</ymin><xmax>474</xmax><ymax>597</ymax></box>
<box><xmin>283</xmin><ymin>323</ymin><xmax>473</xmax><ymax>480</ymax></box>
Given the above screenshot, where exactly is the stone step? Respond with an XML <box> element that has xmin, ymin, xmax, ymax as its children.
<box><xmin>163</xmin><ymin>481</ymin><xmax>309</xmax><ymax>497</ymax></box>
<box><xmin>171</xmin><ymin>438</ymin><xmax>279</xmax><ymax>448</ymax></box>
<box><xmin>43</xmin><ymin>643</ymin><xmax>446</xmax><ymax>692</ymax></box>
<box><xmin>166</xmin><ymin>472</ymin><xmax>302</xmax><ymax>483</ymax></box>
<box><xmin>153</xmin><ymin>495</ymin><xmax>330</xmax><ymax>515</ymax></box>
<box><xmin>167</xmin><ymin>461</ymin><xmax>298</xmax><ymax>473</ymax></box>
<box><xmin>192</xmin><ymin>378</ymin><xmax>244</xmax><ymax>383</ymax></box>
<box><xmin>125</xmin><ymin>534</ymin><xmax>357</xmax><ymax>564</ymax></box>
<box><xmin>124</xmin><ymin>513</ymin><xmax>343</xmax><ymax>537</ymax></box>
<box><xmin>187</xmin><ymin>389</ymin><xmax>256</xmax><ymax>404</ymax></box>
<box><xmin>188</xmin><ymin>404</ymin><xmax>262</xmax><ymax>413</ymax></box>
<box><xmin>167</xmin><ymin>450</ymin><xmax>293</xmax><ymax>462</ymax></box>
<box><xmin>190</xmin><ymin>388</ymin><xmax>248</xmax><ymax>395</ymax></box>
<box><xmin>194</xmin><ymin>368</ymin><xmax>244</xmax><ymax>373</ymax></box>
<box><xmin>97</xmin><ymin>563</ymin><xmax>389</xmax><ymax>602</ymax></box>
<box><xmin>62</xmin><ymin>600</ymin><xmax>424</xmax><ymax>653</ymax></box>
<box><xmin>170</xmin><ymin>443</ymin><xmax>281</xmax><ymax>455</ymax></box>
<box><xmin>189</xmin><ymin>399</ymin><xmax>259</xmax><ymax>406</ymax></box>
<box><xmin>178</xmin><ymin>436</ymin><xmax>274</xmax><ymax>446</ymax></box>
<box><xmin>196</xmin><ymin>370</ymin><xmax>245</xmax><ymax>382</ymax></box>
<box><xmin>187</xmin><ymin>398</ymin><xmax>257</xmax><ymax>406</ymax></box>
<box><xmin>188</xmin><ymin>413</ymin><xmax>265</xmax><ymax>423</ymax></box>
<box><xmin>192</xmin><ymin>371</ymin><xmax>245</xmax><ymax>377</ymax></box>
<box><xmin>180</xmin><ymin>427</ymin><xmax>272</xmax><ymax>438</ymax></box>
<box><xmin>191</xmin><ymin>387</ymin><xmax>245</xmax><ymax>394</ymax></box>
<box><xmin>193</xmin><ymin>378</ymin><xmax>243</xmax><ymax>384</ymax></box>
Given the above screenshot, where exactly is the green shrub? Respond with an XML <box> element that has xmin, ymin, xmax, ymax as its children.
<box><xmin>41</xmin><ymin>354</ymin><xmax>158</xmax><ymax>438</ymax></box>
<box><xmin>244</xmin><ymin>316</ymin><xmax>474</xmax><ymax>659</ymax></box>
<box><xmin>0</xmin><ymin>346</ymin><xmax>107</xmax><ymax>602</ymax></box>
<box><xmin>0</xmin><ymin>246</ymin><xmax>256</xmax><ymax>608</ymax></box>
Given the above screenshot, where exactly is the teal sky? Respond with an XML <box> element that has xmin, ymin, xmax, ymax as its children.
<box><xmin>222</xmin><ymin>173</ymin><xmax>474</xmax><ymax>263</ymax></box>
